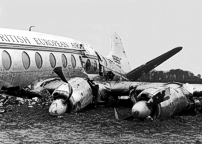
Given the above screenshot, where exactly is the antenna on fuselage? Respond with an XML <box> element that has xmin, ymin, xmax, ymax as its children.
<box><xmin>29</xmin><ymin>26</ymin><xmax>35</xmax><ymax>31</ymax></box>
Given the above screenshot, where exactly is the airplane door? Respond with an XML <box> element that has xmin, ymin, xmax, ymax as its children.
<box><xmin>94</xmin><ymin>51</ymin><xmax>105</xmax><ymax>76</ymax></box>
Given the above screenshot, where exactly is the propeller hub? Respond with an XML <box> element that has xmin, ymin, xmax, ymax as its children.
<box><xmin>132</xmin><ymin>101</ymin><xmax>151</xmax><ymax>119</ymax></box>
<box><xmin>49</xmin><ymin>99</ymin><xmax>68</xmax><ymax>116</ymax></box>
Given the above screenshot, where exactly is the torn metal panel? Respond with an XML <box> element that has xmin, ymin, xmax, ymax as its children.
<box><xmin>156</xmin><ymin>86</ymin><xmax>190</xmax><ymax>118</ymax></box>
<box><xmin>50</xmin><ymin>77</ymin><xmax>94</xmax><ymax>113</ymax></box>
<box><xmin>131</xmin><ymin>82</ymin><xmax>197</xmax><ymax>120</ymax></box>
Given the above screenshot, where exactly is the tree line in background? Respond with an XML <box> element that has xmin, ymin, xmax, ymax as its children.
<box><xmin>137</xmin><ymin>69</ymin><xmax>202</xmax><ymax>84</ymax></box>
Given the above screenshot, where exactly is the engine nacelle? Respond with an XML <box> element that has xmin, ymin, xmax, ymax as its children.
<box><xmin>69</xmin><ymin>78</ymin><xmax>94</xmax><ymax>112</ymax></box>
<box><xmin>49</xmin><ymin>77</ymin><xmax>94</xmax><ymax>116</ymax></box>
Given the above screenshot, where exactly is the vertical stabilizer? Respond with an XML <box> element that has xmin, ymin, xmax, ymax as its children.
<box><xmin>107</xmin><ymin>32</ymin><xmax>131</xmax><ymax>73</ymax></box>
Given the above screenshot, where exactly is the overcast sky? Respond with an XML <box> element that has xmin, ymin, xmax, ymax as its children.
<box><xmin>0</xmin><ymin>0</ymin><xmax>202</xmax><ymax>75</ymax></box>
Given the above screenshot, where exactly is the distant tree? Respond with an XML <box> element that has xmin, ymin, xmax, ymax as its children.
<box><xmin>197</xmin><ymin>74</ymin><xmax>201</xmax><ymax>78</ymax></box>
<box><xmin>137</xmin><ymin>69</ymin><xmax>202</xmax><ymax>84</ymax></box>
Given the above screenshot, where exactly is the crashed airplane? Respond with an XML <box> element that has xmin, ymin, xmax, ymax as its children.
<box><xmin>0</xmin><ymin>28</ymin><xmax>183</xmax><ymax>116</ymax></box>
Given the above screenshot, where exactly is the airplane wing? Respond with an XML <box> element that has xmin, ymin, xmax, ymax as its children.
<box><xmin>126</xmin><ymin>47</ymin><xmax>182</xmax><ymax>81</ymax></box>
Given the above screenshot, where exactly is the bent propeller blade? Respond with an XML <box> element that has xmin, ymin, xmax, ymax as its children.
<box><xmin>114</xmin><ymin>107</ymin><xmax>119</xmax><ymax>120</ymax></box>
<box><xmin>53</xmin><ymin>67</ymin><xmax>68</xmax><ymax>83</ymax></box>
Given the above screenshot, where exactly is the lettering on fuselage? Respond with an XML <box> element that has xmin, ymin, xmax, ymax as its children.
<box><xmin>33</xmin><ymin>38</ymin><xmax>69</xmax><ymax>48</ymax></box>
<box><xmin>0</xmin><ymin>34</ymin><xmax>31</xmax><ymax>44</ymax></box>
<box><xmin>71</xmin><ymin>43</ymin><xmax>80</xmax><ymax>49</ymax></box>
<box><xmin>0</xmin><ymin>33</ymin><xmax>70</xmax><ymax>48</ymax></box>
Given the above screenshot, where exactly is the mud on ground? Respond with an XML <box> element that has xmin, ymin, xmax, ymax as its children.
<box><xmin>0</xmin><ymin>104</ymin><xmax>202</xmax><ymax>144</ymax></box>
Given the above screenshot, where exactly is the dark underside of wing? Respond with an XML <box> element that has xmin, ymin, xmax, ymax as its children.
<box><xmin>126</xmin><ymin>47</ymin><xmax>182</xmax><ymax>81</ymax></box>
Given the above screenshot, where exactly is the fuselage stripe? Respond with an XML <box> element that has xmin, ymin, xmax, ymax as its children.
<box><xmin>0</xmin><ymin>43</ymin><xmax>83</xmax><ymax>54</ymax></box>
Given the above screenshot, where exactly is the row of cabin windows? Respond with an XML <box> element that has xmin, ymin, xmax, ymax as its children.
<box><xmin>2</xmin><ymin>50</ymin><xmax>97</xmax><ymax>72</ymax></box>
<box><xmin>2</xmin><ymin>50</ymin><xmax>76</xmax><ymax>70</ymax></box>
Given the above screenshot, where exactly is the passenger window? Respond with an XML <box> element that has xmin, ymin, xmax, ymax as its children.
<box><xmin>22</xmin><ymin>51</ymin><xmax>30</xmax><ymax>69</ymax></box>
<box><xmin>71</xmin><ymin>54</ymin><xmax>76</xmax><ymax>68</ymax></box>
<box><xmin>50</xmin><ymin>53</ymin><xmax>56</xmax><ymax>68</ymax></box>
<box><xmin>94</xmin><ymin>60</ymin><xmax>97</xmax><ymax>71</ymax></box>
<box><xmin>2</xmin><ymin>50</ymin><xmax>12</xmax><ymax>70</ymax></box>
<box><xmin>85</xmin><ymin>59</ymin><xmax>91</xmax><ymax>71</ymax></box>
<box><xmin>35</xmin><ymin>52</ymin><xmax>43</xmax><ymax>69</ymax></box>
<box><xmin>62</xmin><ymin>54</ymin><xmax>67</xmax><ymax>68</ymax></box>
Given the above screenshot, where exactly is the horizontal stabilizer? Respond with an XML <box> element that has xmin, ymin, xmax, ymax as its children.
<box><xmin>126</xmin><ymin>47</ymin><xmax>182</xmax><ymax>81</ymax></box>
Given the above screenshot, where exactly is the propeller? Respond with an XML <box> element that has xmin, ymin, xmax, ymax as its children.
<box><xmin>53</xmin><ymin>67</ymin><xmax>72</xmax><ymax>102</ymax></box>
<box><xmin>53</xmin><ymin>67</ymin><xmax>68</xmax><ymax>83</ymax></box>
<box><xmin>114</xmin><ymin>107</ymin><xmax>119</xmax><ymax>120</ymax></box>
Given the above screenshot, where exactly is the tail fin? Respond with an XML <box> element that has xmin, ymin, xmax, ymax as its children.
<box><xmin>106</xmin><ymin>32</ymin><xmax>131</xmax><ymax>73</ymax></box>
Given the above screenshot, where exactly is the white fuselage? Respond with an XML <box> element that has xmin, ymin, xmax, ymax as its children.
<box><xmin>0</xmin><ymin>28</ymin><xmax>127</xmax><ymax>89</ymax></box>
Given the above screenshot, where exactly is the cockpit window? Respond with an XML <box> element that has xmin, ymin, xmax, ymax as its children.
<box><xmin>50</xmin><ymin>53</ymin><xmax>56</xmax><ymax>68</ymax></box>
<box><xmin>22</xmin><ymin>51</ymin><xmax>30</xmax><ymax>69</ymax></box>
<box><xmin>2</xmin><ymin>50</ymin><xmax>12</xmax><ymax>70</ymax></box>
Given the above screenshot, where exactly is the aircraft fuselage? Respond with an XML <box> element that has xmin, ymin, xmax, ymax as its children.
<box><xmin>0</xmin><ymin>28</ymin><xmax>126</xmax><ymax>89</ymax></box>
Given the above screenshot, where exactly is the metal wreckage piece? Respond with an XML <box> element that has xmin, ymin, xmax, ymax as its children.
<box><xmin>49</xmin><ymin>77</ymin><xmax>111</xmax><ymax>116</ymax></box>
<box><xmin>1</xmin><ymin>67</ymin><xmax>202</xmax><ymax>121</ymax></box>
<box><xmin>0</xmin><ymin>85</ymin><xmax>52</xmax><ymax>113</ymax></box>
<box><xmin>91</xmin><ymin>81</ymin><xmax>202</xmax><ymax>120</ymax></box>
<box><xmin>48</xmin><ymin>67</ymin><xmax>111</xmax><ymax>116</ymax></box>
<box><xmin>128</xmin><ymin>82</ymin><xmax>202</xmax><ymax>120</ymax></box>
<box><xmin>0</xmin><ymin>67</ymin><xmax>111</xmax><ymax>116</ymax></box>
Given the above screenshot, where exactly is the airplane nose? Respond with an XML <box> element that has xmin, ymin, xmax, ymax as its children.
<box><xmin>131</xmin><ymin>101</ymin><xmax>151</xmax><ymax>119</ymax></box>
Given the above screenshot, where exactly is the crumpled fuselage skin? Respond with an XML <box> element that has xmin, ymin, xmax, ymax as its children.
<box><xmin>49</xmin><ymin>77</ymin><xmax>112</xmax><ymax>113</ymax></box>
